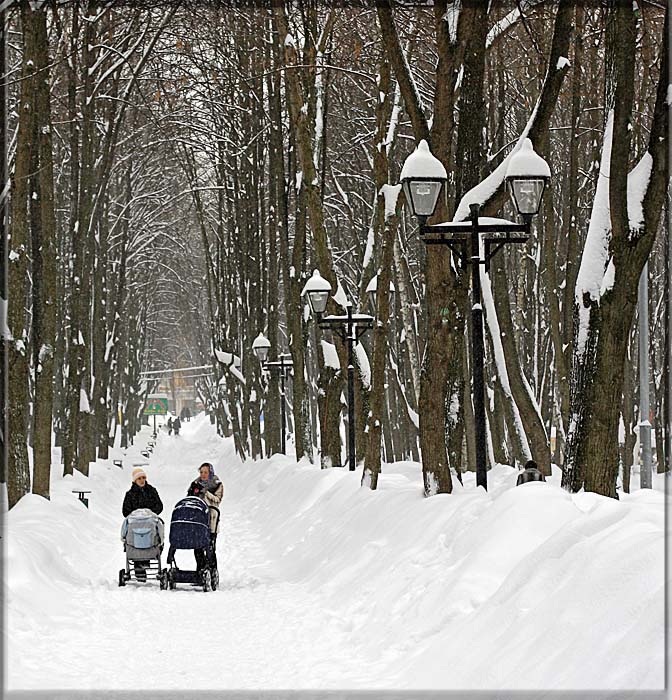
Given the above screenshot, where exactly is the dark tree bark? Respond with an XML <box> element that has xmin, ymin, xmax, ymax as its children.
<box><xmin>0</xmin><ymin>2</ymin><xmax>7</xmax><ymax>485</ymax></box>
<box><xmin>7</xmin><ymin>0</ymin><xmax>38</xmax><ymax>507</ymax></box>
<box><xmin>30</xmin><ymin>4</ymin><xmax>57</xmax><ymax>498</ymax></box>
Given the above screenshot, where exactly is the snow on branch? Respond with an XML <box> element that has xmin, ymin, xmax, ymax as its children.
<box><xmin>575</xmin><ymin>112</ymin><xmax>613</xmax><ymax>357</ymax></box>
<box><xmin>453</xmin><ymin>104</ymin><xmax>538</xmax><ymax>221</ymax></box>
<box><xmin>354</xmin><ymin>343</ymin><xmax>371</xmax><ymax>389</ymax></box>
<box><xmin>380</xmin><ymin>183</ymin><xmax>402</xmax><ymax>220</ymax></box>
<box><xmin>321</xmin><ymin>340</ymin><xmax>340</xmax><ymax>371</ymax></box>
<box><xmin>480</xmin><ymin>267</ymin><xmax>532</xmax><ymax>461</ymax></box>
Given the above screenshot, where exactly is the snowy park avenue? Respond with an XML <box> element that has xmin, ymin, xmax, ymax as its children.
<box><xmin>2</xmin><ymin>1</ymin><xmax>670</xmax><ymax>696</ymax></box>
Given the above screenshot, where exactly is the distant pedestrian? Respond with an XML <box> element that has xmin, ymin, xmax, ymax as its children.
<box><xmin>517</xmin><ymin>459</ymin><xmax>547</xmax><ymax>486</ymax></box>
<box><xmin>167</xmin><ymin>417</ymin><xmax>173</xmax><ymax>435</ymax></box>
<box><xmin>184</xmin><ymin>407</ymin><xmax>192</xmax><ymax>422</ymax></box>
<box><xmin>173</xmin><ymin>416</ymin><xmax>181</xmax><ymax>436</ymax></box>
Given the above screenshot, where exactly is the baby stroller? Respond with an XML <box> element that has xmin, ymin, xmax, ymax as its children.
<box><xmin>119</xmin><ymin>509</ymin><xmax>166</xmax><ymax>588</ymax></box>
<box><xmin>165</xmin><ymin>496</ymin><xmax>220</xmax><ymax>592</ymax></box>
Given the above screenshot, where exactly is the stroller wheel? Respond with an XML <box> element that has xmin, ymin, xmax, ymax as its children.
<box><xmin>118</xmin><ymin>569</ymin><xmax>126</xmax><ymax>587</ymax></box>
<box><xmin>202</xmin><ymin>569</ymin><xmax>211</xmax><ymax>592</ymax></box>
<box><xmin>168</xmin><ymin>570</ymin><xmax>177</xmax><ymax>590</ymax></box>
<box><xmin>159</xmin><ymin>570</ymin><xmax>168</xmax><ymax>590</ymax></box>
<box><xmin>211</xmin><ymin>568</ymin><xmax>219</xmax><ymax>591</ymax></box>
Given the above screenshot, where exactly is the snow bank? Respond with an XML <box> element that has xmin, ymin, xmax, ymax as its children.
<box><xmin>225</xmin><ymin>456</ymin><xmax>664</xmax><ymax>689</ymax></box>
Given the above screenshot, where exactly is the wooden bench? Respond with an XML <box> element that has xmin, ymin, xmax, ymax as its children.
<box><xmin>72</xmin><ymin>490</ymin><xmax>91</xmax><ymax>508</ymax></box>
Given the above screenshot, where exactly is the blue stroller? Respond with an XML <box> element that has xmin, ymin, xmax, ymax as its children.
<box><xmin>165</xmin><ymin>496</ymin><xmax>220</xmax><ymax>592</ymax></box>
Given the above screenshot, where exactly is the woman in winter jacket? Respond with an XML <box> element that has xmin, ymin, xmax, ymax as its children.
<box><xmin>122</xmin><ymin>467</ymin><xmax>163</xmax><ymax>580</ymax></box>
<box><xmin>187</xmin><ymin>462</ymin><xmax>223</xmax><ymax>571</ymax></box>
<box><xmin>187</xmin><ymin>462</ymin><xmax>223</xmax><ymax>533</ymax></box>
<box><xmin>122</xmin><ymin>467</ymin><xmax>163</xmax><ymax>517</ymax></box>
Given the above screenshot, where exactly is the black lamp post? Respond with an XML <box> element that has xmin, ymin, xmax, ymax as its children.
<box><xmin>253</xmin><ymin>334</ymin><xmax>292</xmax><ymax>455</ymax></box>
<box><xmin>302</xmin><ymin>270</ymin><xmax>373</xmax><ymax>471</ymax></box>
<box><xmin>401</xmin><ymin>138</ymin><xmax>550</xmax><ymax>491</ymax></box>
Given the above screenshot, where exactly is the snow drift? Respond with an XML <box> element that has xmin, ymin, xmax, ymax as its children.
<box><xmin>4</xmin><ymin>413</ymin><xmax>665</xmax><ymax>690</ymax></box>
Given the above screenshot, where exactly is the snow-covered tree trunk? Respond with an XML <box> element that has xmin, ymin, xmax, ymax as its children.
<box><xmin>276</xmin><ymin>5</ymin><xmax>370</xmax><ymax>467</ymax></box>
<box><xmin>378</xmin><ymin>0</ymin><xmax>474</xmax><ymax>495</ymax></box>
<box><xmin>7</xmin><ymin>0</ymin><xmax>38</xmax><ymax>507</ymax></box>
<box><xmin>362</xmin><ymin>184</ymin><xmax>400</xmax><ymax>489</ymax></box>
<box><xmin>563</xmin><ymin>5</ymin><xmax>668</xmax><ymax>497</ymax></box>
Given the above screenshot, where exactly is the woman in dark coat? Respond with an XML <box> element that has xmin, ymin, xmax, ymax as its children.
<box><xmin>122</xmin><ymin>467</ymin><xmax>163</xmax><ymax>580</ymax></box>
<box><xmin>122</xmin><ymin>467</ymin><xmax>163</xmax><ymax>517</ymax></box>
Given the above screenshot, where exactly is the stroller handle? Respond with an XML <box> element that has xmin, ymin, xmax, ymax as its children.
<box><xmin>208</xmin><ymin>505</ymin><xmax>221</xmax><ymax>529</ymax></box>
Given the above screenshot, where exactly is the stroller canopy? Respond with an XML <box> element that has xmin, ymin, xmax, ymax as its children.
<box><xmin>169</xmin><ymin>497</ymin><xmax>211</xmax><ymax>549</ymax></box>
<box><xmin>121</xmin><ymin>508</ymin><xmax>164</xmax><ymax>549</ymax></box>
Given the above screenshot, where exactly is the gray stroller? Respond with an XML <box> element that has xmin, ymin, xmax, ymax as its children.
<box><xmin>118</xmin><ymin>508</ymin><xmax>166</xmax><ymax>588</ymax></box>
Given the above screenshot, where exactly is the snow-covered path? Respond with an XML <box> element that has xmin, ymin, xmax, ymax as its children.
<box><xmin>5</xmin><ymin>414</ymin><xmax>666</xmax><ymax>691</ymax></box>
<box><xmin>6</xmin><ymin>419</ymin><xmax>385</xmax><ymax>690</ymax></box>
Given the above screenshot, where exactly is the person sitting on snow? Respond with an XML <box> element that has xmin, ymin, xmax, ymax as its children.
<box><xmin>123</xmin><ymin>467</ymin><xmax>163</xmax><ymax>517</ymax></box>
<box><xmin>516</xmin><ymin>459</ymin><xmax>547</xmax><ymax>486</ymax></box>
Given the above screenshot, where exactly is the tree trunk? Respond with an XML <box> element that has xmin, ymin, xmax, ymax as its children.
<box><xmin>362</xmin><ymin>197</ymin><xmax>399</xmax><ymax>489</ymax></box>
<box><xmin>7</xmin><ymin>0</ymin><xmax>37</xmax><ymax>508</ymax></box>
<box><xmin>564</xmin><ymin>5</ymin><xmax>668</xmax><ymax>496</ymax></box>
<box><xmin>30</xmin><ymin>4</ymin><xmax>57</xmax><ymax>498</ymax></box>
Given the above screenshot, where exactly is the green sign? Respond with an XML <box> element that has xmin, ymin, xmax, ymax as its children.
<box><xmin>143</xmin><ymin>398</ymin><xmax>168</xmax><ymax>415</ymax></box>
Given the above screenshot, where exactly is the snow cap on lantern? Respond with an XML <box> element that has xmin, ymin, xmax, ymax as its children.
<box><xmin>301</xmin><ymin>269</ymin><xmax>332</xmax><ymax>315</ymax></box>
<box><xmin>365</xmin><ymin>274</ymin><xmax>395</xmax><ymax>308</ymax></box>
<box><xmin>400</xmin><ymin>140</ymin><xmax>447</xmax><ymax>220</ymax></box>
<box><xmin>505</xmin><ymin>138</ymin><xmax>551</xmax><ymax>216</ymax></box>
<box><xmin>252</xmin><ymin>333</ymin><xmax>271</xmax><ymax>362</ymax></box>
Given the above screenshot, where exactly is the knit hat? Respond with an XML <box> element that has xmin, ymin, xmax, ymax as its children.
<box><xmin>132</xmin><ymin>467</ymin><xmax>147</xmax><ymax>483</ymax></box>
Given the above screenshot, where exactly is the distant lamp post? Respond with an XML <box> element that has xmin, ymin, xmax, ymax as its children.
<box><xmin>400</xmin><ymin>139</ymin><xmax>447</xmax><ymax>226</ymax></box>
<box><xmin>252</xmin><ymin>333</ymin><xmax>271</xmax><ymax>363</ymax></box>
<box><xmin>302</xmin><ymin>271</ymin><xmax>373</xmax><ymax>471</ymax></box>
<box><xmin>365</xmin><ymin>274</ymin><xmax>395</xmax><ymax>310</ymax></box>
<box><xmin>302</xmin><ymin>269</ymin><xmax>332</xmax><ymax>316</ymax></box>
<box><xmin>505</xmin><ymin>138</ymin><xmax>551</xmax><ymax>220</ymax></box>
<box><xmin>401</xmin><ymin>137</ymin><xmax>550</xmax><ymax>491</ymax></box>
<box><xmin>252</xmin><ymin>334</ymin><xmax>293</xmax><ymax>455</ymax></box>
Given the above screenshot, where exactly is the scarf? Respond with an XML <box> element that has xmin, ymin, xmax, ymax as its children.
<box><xmin>196</xmin><ymin>463</ymin><xmax>220</xmax><ymax>491</ymax></box>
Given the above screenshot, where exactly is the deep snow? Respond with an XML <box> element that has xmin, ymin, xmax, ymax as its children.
<box><xmin>4</xmin><ymin>414</ymin><xmax>666</xmax><ymax>690</ymax></box>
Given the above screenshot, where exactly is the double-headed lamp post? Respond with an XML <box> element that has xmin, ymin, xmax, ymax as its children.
<box><xmin>252</xmin><ymin>333</ymin><xmax>293</xmax><ymax>455</ymax></box>
<box><xmin>302</xmin><ymin>270</ymin><xmax>374</xmax><ymax>471</ymax></box>
<box><xmin>401</xmin><ymin>138</ymin><xmax>550</xmax><ymax>491</ymax></box>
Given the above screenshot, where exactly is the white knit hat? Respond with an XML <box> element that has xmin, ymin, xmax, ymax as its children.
<box><xmin>132</xmin><ymin>467</ymin><xmax>147</xmax><ymax>483</ymax></box>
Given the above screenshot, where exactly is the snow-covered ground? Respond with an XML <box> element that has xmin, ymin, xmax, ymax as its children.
<box><xmin>4</xmin><ymin>413</ymin><xmax>666</xmax><ymax>690</ymax></box>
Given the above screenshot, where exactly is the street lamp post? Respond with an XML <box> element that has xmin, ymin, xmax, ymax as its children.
<box><xmin>264</xmin><ymin>354</ymin><xmax>293</xmax><ymax>455</ymax></box>
<box><xmin>401</xmin><ymin>138</ymin><xmax>550</xmax><ymax>490</ymax></box>
<box><xmin>252</xmin><ymin>334</ymin><xmax>293</xmax><ymax>455</ymax></box>
<box><xmin>302</xmin><ymin>271</ymin><xmax>373</xmax><ymax>471</ymax></box>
